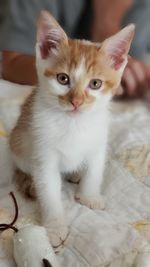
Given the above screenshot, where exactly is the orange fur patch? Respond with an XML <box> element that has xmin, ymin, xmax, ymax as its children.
<box><xmin>59</xmin><ymin>88</ymin><xmax>95</xmax><ymax>107</ymax></box>
<box><xmin>44</xmin><ymin>38</ymin><xmax>121</xmax><ymax>97</ymax></box>
<box><xmin>44</xmin><ymin>69</ymin><xmax>57</xmax><ymax>78</ymax></box>
<box><xmin>9</xmin><ymin>88</ymin><xmax>37</xmax><ymax>156</ymax></box>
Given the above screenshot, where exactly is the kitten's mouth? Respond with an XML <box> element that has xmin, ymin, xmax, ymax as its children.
<box><xmin>66</xmin><ymin>105</ymin><xmax>81</xmax><ymax>113</ymax></box>
<box><xmin>69</xmin><ymin>104</ymin><xmax>90</xmax><ymax>113</ymax></box>
<box><xmin>72</xmin><ymin>106</ymin><xmax>79</xmax><ymax>112</ymax></box>
<box><xmin>64</xmin><ymin>103</ymin><xmax>88</xmax><ymax>113</ymax></box>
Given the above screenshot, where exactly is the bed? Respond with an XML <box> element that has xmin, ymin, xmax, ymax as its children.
<box><xmin>0</xmin><ymin>79</ymin><xmax>150</xmax><ymax>267</ymax></box>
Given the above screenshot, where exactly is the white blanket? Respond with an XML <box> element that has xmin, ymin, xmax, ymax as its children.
<box><xmin>0</xmin><ymin>79</ymin><xmax>150</xmax><ymax>267</ymax></box>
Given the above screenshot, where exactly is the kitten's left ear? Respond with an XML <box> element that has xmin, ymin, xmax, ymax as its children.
<box><xmin>37</xmin><ymin>10</ymin><xmax>68</xmax><ymax>59</ymax></box>
<box><xmin>101</xmin><ymin>24</ymin><xmax>135</xmax><ymax>73</ymax></box>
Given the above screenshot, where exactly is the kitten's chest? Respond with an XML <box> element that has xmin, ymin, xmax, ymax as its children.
<box><xmin>58</xmin><ymin>127</ymin><xmax>95</xmax><ymax>171</ymax></box>
<box><xmin>55</xmin><ymin>115</ymin><xmax>104</xmax><ymax>171</ymax></box>
<box><xmin>59</xmin><ymin>115</ymin><xmax>98</xmax><ymax>145</ymax></box>
<box><xmin>59</xmin><ymin>124</ymin><xmax>93</xmax><ymax>154</ymax></box>
<box><xmin>35</xmin><ymin>110</ymin><xmax>108</xmax><ymax>171</ymax></box>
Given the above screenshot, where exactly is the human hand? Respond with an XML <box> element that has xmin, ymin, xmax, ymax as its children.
<box><xmin>117</xmin><ymin>57</ymin><xmax>150</xmax><ymax>98</ymax></box>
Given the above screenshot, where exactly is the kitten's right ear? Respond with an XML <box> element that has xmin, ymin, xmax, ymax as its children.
<box><xmin>37</xmin><ymin>10</ymin><xmax>68</xmax><ymax>59</ymax></box>
<box><xmin>101</xmin><ymin>24</ymin><xmax>135</xmax><ymax>73</ymax></box>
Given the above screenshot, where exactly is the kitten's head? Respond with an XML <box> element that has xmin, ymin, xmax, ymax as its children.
<box><xmin>36</xmin><ymin>11</ymin><xmax>135</xmax><ymax>113</ymax></box>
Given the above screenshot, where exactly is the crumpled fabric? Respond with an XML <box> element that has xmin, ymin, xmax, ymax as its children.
<box><xmin>0</xmin><ymin>80</ymin><xmax>150</xmax><ymax>267</ymax></box>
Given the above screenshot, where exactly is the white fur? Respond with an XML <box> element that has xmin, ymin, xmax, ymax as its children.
<box><xmin>10</xmin><ymin>47</ymin><xmax>111</xmax><ymax>246</ymax></box>
<box><xmin>74</xmin><ymin>58</ymin><xmax>86</xmax><ymax>80</ymax></box>
<box><xmin>12</xmin><ymin>46</ymin><xmax>113</xmax><ymax>246</ymax></box>
<box><xmin>10</xmin><ymin>12</ymin><xmax>134</xmax><ymax>246</ymax></box>
<box><xmin>26</xmin><ymin>52</ymin><xmax>111</xmax><ymax>246</ymax></box>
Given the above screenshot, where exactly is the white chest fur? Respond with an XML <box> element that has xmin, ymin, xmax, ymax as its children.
<box><xmin>32</xmin><ymin>102</ymin><xmax>109</xmax><ymax>173</ymax></box>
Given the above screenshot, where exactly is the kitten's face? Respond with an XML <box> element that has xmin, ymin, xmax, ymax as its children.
<box><xmin>36</xmin><ymin>11</ymin><xmax>135</xmax><ymax>113</ymax></box>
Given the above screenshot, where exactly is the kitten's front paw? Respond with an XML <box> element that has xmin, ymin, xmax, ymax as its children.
<box><xmin>75</xmin><ymin>193</ymin><xmax>105</xmax><ymax>210</ymax></box>
<box><xmin>45</xmin><ymin>219</ymin><xmax>68</xmax><ymax>249</ymax></box>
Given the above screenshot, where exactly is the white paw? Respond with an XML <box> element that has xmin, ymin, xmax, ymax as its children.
<box><xmin>45</xmin><ymin>219</ymin><xmax>68</xmax><ymax>249</ymax></box>
<box><xmin>75</xmin><ymin>193</ymin><xmax>105</xmax><ymax>210</ymax></box>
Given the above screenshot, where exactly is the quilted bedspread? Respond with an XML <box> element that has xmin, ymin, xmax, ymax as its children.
<box><xmin>0</xmin><ymin>79</ymin><xmax>150</xmax><ymax>267</ymax></box>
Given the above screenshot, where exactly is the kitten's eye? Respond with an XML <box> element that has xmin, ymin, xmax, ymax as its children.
<box><xmin>57</xmin><ymin>73</ymin><xmax>70</xmax><ymax>85</ymax></box>
<box><xmin>89</xmin><ymin>79</ymin><xmax>102</xmax><ymax>90</ymax></box>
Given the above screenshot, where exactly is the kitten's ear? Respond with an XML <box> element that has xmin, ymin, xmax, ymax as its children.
<box><xmin>101</xmin><ymin>24</ymin><xmax>135</xmax><ymax>72</ymax></box>
<box><xmin>37</xmin><ymin>10</ymin><xmax>68</xmax><ymax>59</ymax></box>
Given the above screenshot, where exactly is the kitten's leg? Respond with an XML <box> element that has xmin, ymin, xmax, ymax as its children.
<box><xmin>75</xmin><ymin>148</ymin><xmax>106</xmax><ymax>210</ymax></box>
<box><xmin>33</xmin><ymin>157</ymin><xmax>68</xmax><ymax>247</ymax></box>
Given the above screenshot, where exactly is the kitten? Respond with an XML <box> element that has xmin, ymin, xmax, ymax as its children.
<box><xmin>9</xmin><ymin>11</ymin><xmax>135</xmax><ymax>247</ymax></box>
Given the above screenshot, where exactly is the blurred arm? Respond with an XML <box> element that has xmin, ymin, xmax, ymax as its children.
<box><xmin>2</xmin><ymin>51</ymin><xmax>37</xmax><ymax>85</ymax></box>
<box><xmin>92</xmin><ymin>0</ymin><xmax>133</xmax><ymax>41</ymax></box>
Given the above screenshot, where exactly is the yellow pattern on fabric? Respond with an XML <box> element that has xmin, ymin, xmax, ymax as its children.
<box><xmin>118</xmin><ymin>145</ymin><xmax>150</xmax><ymax>181</ymax></box>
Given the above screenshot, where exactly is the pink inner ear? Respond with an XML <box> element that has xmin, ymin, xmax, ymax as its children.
<box><xmin>37</xmin><ymin>11</ymin><xmax>68</xmax><ymax>60</ymax></box>
<box><xmin>39</xmin><ymin>40</ymin><xmax>49</xmax><ymax>59</ymax></box>
<box><xmin>111</xmin><ymin>44</ymin><xmax>126</xmax><ymax>70</ymax></box>
<box><xmin>39</xmin><ymin>25</ymin><xmax>58</xmax><ymax>59</ymax></box>
<box><xmin>39</xmin><ymin>40</ymin><xmax>57</xmax><ymax>59</ymax></box>
<box><xmin>39</xmin><ymin>24</ymin><xmax>59</xmax><ymax>59</ymax></box>
<box><xmin>113</xmin><ymin>57</ymin><xmax>125</xmax><ymax>70</ymax></box>
<box><xmin>102</xmin><ymin>25</ymin><xmax>135</xmax><ymax>70</ymax></box>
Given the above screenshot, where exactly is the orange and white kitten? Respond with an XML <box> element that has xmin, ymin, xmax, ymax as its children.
<box><xmin>9</xmin><ymin>11</ymin><xmax>135</xmax><ymax>247</ymax></box>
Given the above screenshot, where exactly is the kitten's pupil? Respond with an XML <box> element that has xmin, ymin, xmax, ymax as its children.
<box><xmin>89</xmin><ymin>79</ymin><xmax>102</xmax><ymax>90</ymax></box>
<box><xmin>57</xmin><ymin>73</ymin><xmax>69</xmax><ymax>85</ymax></box>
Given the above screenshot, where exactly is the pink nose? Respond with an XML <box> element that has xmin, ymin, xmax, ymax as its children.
<box><xmin>71</xmin><ymin>98</ymin><xmax>83</xmax><ymax>108</ymax></box>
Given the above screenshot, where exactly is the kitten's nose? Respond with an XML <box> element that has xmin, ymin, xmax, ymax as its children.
<box><xmin>71</xmin><ymin>98</ymin><xmax>83</xmax><ymax>109</ymax></box>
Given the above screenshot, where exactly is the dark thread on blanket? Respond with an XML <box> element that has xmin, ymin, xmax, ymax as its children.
<box><xmin>0</xmin><ymin>192</ymin><xmax>19</xmax><ymax>232</ymax></box>
<box><xmin>43</xmin><ymin>258</ymin><xmax>53</xmax><ymax>267</ymax></box>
